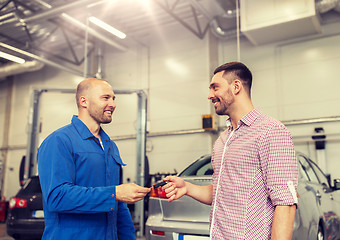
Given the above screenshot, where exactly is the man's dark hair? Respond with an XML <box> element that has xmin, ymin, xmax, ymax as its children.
<box><xmin>214</xmin><ymin>62</ymin><xmax>252</xmax><ymax>95</ymax></box>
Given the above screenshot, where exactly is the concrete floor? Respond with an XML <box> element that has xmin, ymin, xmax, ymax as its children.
<box><xmin>0</xmin><ymin>223</ymin><xmax>13</xmax><ymax>240</ymax></box>
<box><xmin>0</xmin><ymin>223</ymin><xmax>146</xmax><ymax>240</ymax></box>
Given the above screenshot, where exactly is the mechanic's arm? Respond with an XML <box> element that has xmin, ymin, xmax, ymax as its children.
<box><xmin>38</xmin><ymin>135</ymin><xmax>149</xmax><ymax>213</ymax></box>
<box><xmin>163</xmin><ymin>176</ymin><xmax>213</xmax><ymax>205</ymax></box>
<box><xmin>44</xmin><ymin>183</ymin><xmax>149</xmax><ymax>213</ymax></box>
<box><xmin>271</xmin><ymin>205</ymin><xmax>296</xmax><ymax>240</ymax></box>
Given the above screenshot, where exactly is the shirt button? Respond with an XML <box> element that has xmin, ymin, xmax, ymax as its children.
<box><xmin>110</xmin><ymin>208</ymin><xmax>113</xmax><ymax>211</ymax></box>
<box><xmin>111</xmin><ymin>194</ymin><xmax>114</xmax><ymax>197</ymax></box>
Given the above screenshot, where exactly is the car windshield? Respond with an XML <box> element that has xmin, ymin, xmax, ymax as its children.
<box><xmin>179</xmin><ymin>155</ymin><xmax>213</xmax><ymax>177</ymax></box>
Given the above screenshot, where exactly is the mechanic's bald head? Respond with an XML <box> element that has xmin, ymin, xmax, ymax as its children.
<box><xmin>75</xmin><ymin>78</ymin><xmax>111</xmax><ymax>108</ymax></box>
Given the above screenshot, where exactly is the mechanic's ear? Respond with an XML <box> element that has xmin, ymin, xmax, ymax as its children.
<box><xmin>79</xmin><ymin>96</ymin><xmax>88</xmax><ymax>108</ymax></box>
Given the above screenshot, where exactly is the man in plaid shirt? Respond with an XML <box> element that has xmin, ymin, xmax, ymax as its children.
<box><xmin>164</xmin><ymin>62</ymin><xmax>298</xmax><ymax>240</ymax></box>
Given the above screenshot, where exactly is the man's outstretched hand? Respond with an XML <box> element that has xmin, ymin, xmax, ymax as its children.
<box><xmin>162</xmin><ymin>176</ymin><xmax>187</xmax><ymax>202</ymax></box>
<box><xmin>116</xmin><ymin>183</ymin><xmax>150</xmax><ymax>204</ymax></box>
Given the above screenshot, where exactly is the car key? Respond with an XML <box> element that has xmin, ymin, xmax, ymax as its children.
<box><xmin>153</xmin><ymin>181</ymin><xmax>168</xmax><ymax>189</ymax></box>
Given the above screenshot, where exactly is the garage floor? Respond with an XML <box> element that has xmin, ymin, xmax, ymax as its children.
<box><xmin>0</xmin><ymin>223</ymin><xmax>146</xmax><ymax>240</ymax></box>
<box><xmin>0</xmin><ymin>223</ymin><xmax>13</xmax><ymax>240</ymax></box>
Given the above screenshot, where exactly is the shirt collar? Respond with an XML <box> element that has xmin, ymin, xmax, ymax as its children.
<box><xmin>226</xmin><ymin>108</ymin><xmax>262</xmax><ymax>130</ymax></box>
<box><xmin>71</xmin><ymin>115</ymin><xmax>110</xmax><ymax>141</ymax></box>
<box><xmin>240</xmin><ymin>108</ymin><xmax>261</xmax><ymax>127</ymax></box>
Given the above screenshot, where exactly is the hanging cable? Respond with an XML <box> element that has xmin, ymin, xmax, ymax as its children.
<box><xmin>84</xmin><ymin>16</ymin><xmax>89</xmax><ymax>78</ymax></box>
<box><xmin>236</xmin><ymin>0</ymin><xmax>241</xmax><ymax>61</ymax></box>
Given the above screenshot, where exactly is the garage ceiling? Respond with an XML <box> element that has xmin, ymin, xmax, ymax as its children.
<box><xmin>0</xmin><ymin>0</ymin><xmax>235</xmax><ymax>68</ymax></box>
<box><xmin>0</xmin><ymin>0</ymin><xmax>339</xmax><ymax>71</ymax></box>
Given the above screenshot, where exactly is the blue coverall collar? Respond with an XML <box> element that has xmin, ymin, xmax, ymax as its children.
<box><xmin>71</xmin><ymin>115</ymin><xmax>110</xmax><ymax>142</ymax></box>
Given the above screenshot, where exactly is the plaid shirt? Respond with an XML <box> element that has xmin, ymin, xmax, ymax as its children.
<box><xmin>210</xmin><ymin>109</ymin><xmax>298</xmax><ymax>240</ymax></box>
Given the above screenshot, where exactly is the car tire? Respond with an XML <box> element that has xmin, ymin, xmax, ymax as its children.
<box><xmin>317</xmin><ymin>225</ymin><xmax>324</xmax><ymax>240</ymax></box>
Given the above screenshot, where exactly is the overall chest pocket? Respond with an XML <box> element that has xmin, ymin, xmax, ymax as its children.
<box><xmin>107</xmin><ymin>153</ymin><xmax>126</xmax><ymax>185</ymax></box>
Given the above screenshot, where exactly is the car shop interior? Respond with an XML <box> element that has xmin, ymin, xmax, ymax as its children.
<box><xmin>0</xmin><ymin>0</ymin><xmax>340</xmax><ymax>239</ymax></box>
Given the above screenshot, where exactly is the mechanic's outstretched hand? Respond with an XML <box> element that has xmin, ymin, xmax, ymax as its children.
<box><xmin>116</xmin><ymin>183</ymin><xmax>150</xmax><ymax>204</ymax></box>
<box><xmin>162</xmin><ymin>176</ymin><xmax>187</xmax><ymax>202</ymax></box>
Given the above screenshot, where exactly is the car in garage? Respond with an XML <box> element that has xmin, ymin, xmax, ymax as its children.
<box><xmin>145</xmin><ymin>153</ymin><xmax>340</xmax><ymax>240</ymax></box>
<box><xmin>6</xmin><ymin>175</ymin><xmax>44</xmax><ymax>240</ymax></box>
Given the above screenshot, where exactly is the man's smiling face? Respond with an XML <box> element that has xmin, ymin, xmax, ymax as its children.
<box><xmin>208</xmin><ymin>71</ymin><xmax>235</xmax><ymax>116</ymax></box>
<box><xmin>87</xmin><ymin>81</ymin><xmax>116</xmax><ymax>124</ymax></box>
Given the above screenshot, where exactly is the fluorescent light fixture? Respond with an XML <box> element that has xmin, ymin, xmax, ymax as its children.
<box><xmin>89</xmin><ymin>16</ymin><xmax>126</xmax><ymax>39</ymax></box>
<box><xmin>0</xmin><ymin>51</ymin><xmax>25</xmax><ymax>64</ymax></box>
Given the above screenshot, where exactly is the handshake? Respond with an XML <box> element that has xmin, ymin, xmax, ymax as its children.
<box><xmin>116</xmin><ymin>177</ymin><xmax>183</xmax><ymax>204</ymax></box>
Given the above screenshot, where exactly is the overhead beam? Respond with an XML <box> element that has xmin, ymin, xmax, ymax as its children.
<box><xmin>0</xmin><ymin>42</ymin><xmax>86</xmax><ymax>77</ymax></box>
<box><xmin>0</xmin><ymin>0</ymin><xmax>127</xmax><ymax>51</ymax></box>
<box><xmin>33</xmin><ymin>0</ymin><xmax>128</xmax><ymax>51</ymax></box>
<box><xmin>153</xmin><ymin>0</ymin><xmax>209</xmax><ymax>39</ymax></box>
<box><xmin>61</xmin><ymin>14</ymin><xmax>127</xmax><ymax>52</ymax></box>
<box><xmin>0</xmin><ymin>0</ymin><xmax>102</xmax><ymax>27</ymax></box>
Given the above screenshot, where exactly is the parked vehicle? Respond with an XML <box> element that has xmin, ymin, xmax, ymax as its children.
<box><xmin>7</xmin><ymin>175</ymin><xmax>44</xmax><ymax>240</ymax></box>
<box><xmin>145</xmin><ymin>153</ymin><xmax>340</xmax><ymax>240</ymax></box>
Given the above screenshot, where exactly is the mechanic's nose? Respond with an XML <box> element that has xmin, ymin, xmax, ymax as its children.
<box><xmin>109</xmin><ymin>98</ymin><xmax>116</xmax><ymax>110</ymax></box>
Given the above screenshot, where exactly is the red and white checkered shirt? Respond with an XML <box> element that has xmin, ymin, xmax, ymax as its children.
<box><xmin>210</xmin><ymin>109</ymin><xmax>298</xmax><ymax>240</ymax></box>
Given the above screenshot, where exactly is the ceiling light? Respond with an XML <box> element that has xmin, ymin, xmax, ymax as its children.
<box><xmin>0</xmin><ymin>51</ymin><xmax>25</xmax><ymax>64</ymax></box>
<box><xmin>89</xmin><ymin>16</ymin><xmax>126</xmax><ymax>39</ymax></box>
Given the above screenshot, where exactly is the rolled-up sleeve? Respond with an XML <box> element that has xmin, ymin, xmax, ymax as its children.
<box><xmin>259</xmin><ymin>123</ymin><xmax>299</xmax><ymax>207</ymax></box>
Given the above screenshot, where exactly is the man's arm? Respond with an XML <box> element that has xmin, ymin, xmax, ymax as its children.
<box><xmin>271</xmin><ymin>205</ymin><xmax>296</xmax><ymax>240</ymax></box>
<box><xmin>163</xmin><ymin>176</ymin><xmax>213</xmax><ymax>205</ymax></box>
<box><xmin>38</xmin><ymin>135</ymin><xmax>149</xmax><ymax>213</ymax></box>
<box><xmin>258</xmin><ymin>124</ymin><xmax>298</xmax><ymax>239</ymax></box>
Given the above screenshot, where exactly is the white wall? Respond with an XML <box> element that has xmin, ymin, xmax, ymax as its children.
<box><xmin>0</xmin><ymin>81</ymin><xmax>8</xmax><ymax>148</ymax></box>
<box><xmin>0</xmin><ymin>80</ymin><xmax>10</xmax><ymax>198</ymax></box>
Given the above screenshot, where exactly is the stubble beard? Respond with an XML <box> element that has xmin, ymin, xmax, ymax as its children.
<box><xmin>89</xmin><ymin>107</ymin><xmax>112</xmax><ymax>124</ymax></box>
<box><xmin>215</xmin><ymin>89</ymin><xmax>234</xmax><ymax>116</ymax></box>
<box><xmin>101</xmin><ymin>116</ymin><xmax>112</xmax><ymax>124</ymax></box>
<box><xmin>215</xmin><ymin>103</ymin><xmax>228</xmax><ymax>115</ymax></box>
